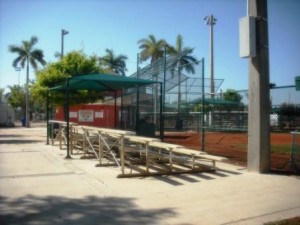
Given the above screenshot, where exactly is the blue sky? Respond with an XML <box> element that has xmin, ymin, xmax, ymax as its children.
<box><xmin>0</xmin><ymin>0</ymin><xmax>299</xmax><ymax>93</ymax></box>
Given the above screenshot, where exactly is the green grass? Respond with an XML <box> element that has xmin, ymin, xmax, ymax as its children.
<box><xmin>271</xmin><ymin>145</ymin><xmax>291</xmax><ymax>154</ymax></box>
<box><xmin>231</xmin><ymin>144</ymin><xmax>291</xmax><ymax>155</ymax></box>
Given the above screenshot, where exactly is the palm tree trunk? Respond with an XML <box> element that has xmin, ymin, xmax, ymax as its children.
<box><xmin>25</xmin><ymin>57</ymin><xmax>30</xmax><ymax>128</ymax></box>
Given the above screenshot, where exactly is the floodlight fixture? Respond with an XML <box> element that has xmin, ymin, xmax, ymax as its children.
<box><xmin>204</xmin><ymin>15</ymin><xmax>217</xmax><ymax>98</ymax></box>
<box><xmin>61</xmin><ymin>29</ymin><xmax>69</xmax><ymax>58</ymax></box>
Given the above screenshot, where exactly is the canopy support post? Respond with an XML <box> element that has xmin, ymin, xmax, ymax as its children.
<box><xmin>46</xmin><ymin>89</ymin><xmax>50</xmax><ymax>145</ymax></box>
<box><xmin>136</xmin><ymin>53</ymin><xmax>140</xmax><ymax>135</ymax></box>
<box><xmin>114</xmin><ymin>91</ymin><xmax>117</xmax><ymax>129</ymax></box>
<box><xmin>201</xmin><ymin>58</ymin><xmax>205</xmax><ymax>152</ymax></box>
<box><xmin>66</xmin><ymin>78</ymin><xmax>71</xmax><ymax>159</ymax></box>
<box><xmin>160</xmin><ymin>82</ymin><xmax>164</xmax><ymax>141</ymax></box>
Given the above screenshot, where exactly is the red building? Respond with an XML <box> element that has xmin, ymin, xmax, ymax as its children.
<box><xmin>55</xmin><ymin>104</ymin><xmax>120</xmax><ymax>128</ymax></box>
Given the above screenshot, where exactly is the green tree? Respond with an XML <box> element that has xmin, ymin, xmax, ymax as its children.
<box><xmin>168</xmin><ymin>34</ymin><xmax>198</xmax><ymax>74</ymax></box>
<box><xmin>279</xmin><ymin>103</ymin><xmax>300</xmax><ymax>130</ymax></box>
<box><xmin>7</xmin><ymin>85</ymin><xmax>26</xmax><ymax>110</ymax></box>
<box><xmin>138</xmin><ymin>34</ymin><xmax>166</xmax><ymax>64</ymax></box>
<box><xmin>32</xmin><ymin>50</ymin><xmax>104</xmax><ymax>107</ymax></box>
<box><xmin>223</xmin><ymin>89</ymin><xmax>243</xmax><ymax>112</ymax></box>
<box><xmin>8</xmin><ymin>36</ymin><xmax>46</xmax><ymax>127</ymax></box>
<box><xmin>138</xmin><ymin>35</ymin><xmax>167</xmax><ymax>124</ymax></box>
<box><xmin>168</xmin><ymin>34</ymin><xmax>198</xmax><ymax>116</ymax></box>
<box><xmin>280</xmin><ymin>103</ymin><xmax>300</xmax><ymax>116</ymax></box>
<box><xmin>100</xmin><ymin>49</ymin><xmax>127</xmax><ymax>76</ymax></box>
<box><xmin>223</xmin><ymin>89</ymin><xmax>242</xmax><ymax>103</ymax></box>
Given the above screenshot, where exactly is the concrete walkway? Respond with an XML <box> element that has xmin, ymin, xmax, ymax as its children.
<box><xmin>0</xmin><ymin>123</ymin><xmax>299</xmax><ymax>225</ymax></box>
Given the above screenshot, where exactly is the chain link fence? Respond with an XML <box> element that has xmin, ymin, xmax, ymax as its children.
<box><xmin>198</xmin><ymin>85</ymin><xmax>300</xmax><ymax>170</ymax></box>
<box><xmin>122</xmin><ymin>50</ymin><xmax>300</xmax><ymax>170</ymax></box>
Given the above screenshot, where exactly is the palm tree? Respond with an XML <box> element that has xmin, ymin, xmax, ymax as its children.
<box><xmin>9</xmin><ymin>36</ymin><xmax>46</xmax><ymax>127</ymax></box>
<box><xmin>168</xmin><ymin>34</ymin><xmax>198</xmax><ymax>129</ymax></box>
<box><xmin>100</xmin><ymin>49</ymin><xmax>127</xmax><ymax>76</ymax></box>
<box><xmin>168</xmin><ymin>34</ymin><xmax>198</xmax><ymax>74</ymax></box>
<box><xmin>138</xmin><ymin>35</ymin><xmax>167</xmax><ymax>124</ymax></box>
<box><xmin>138</xmin><ymin>34</ymin><xmax>166</xmax><ymax>64</ymax></box>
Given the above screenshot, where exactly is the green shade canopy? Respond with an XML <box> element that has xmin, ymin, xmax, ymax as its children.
<box><xmin>50</xmin><ymin>73</ymin><xmax>158</xmax><ymax>91</ymax></box>
<box><xmin>205</xmin><ymin>98</ymin><xmax>239</xmax><ymax>105</ymax></box>
<box><xmin>190</xmin><ymin>98</ymin><xmax>239</xmax><ymax>105</ymax></box>
<box><xmin>47</xmin><ymin>73</ymin><xmax>163</xmax><ymax>159</ymax></box>
<box><xmin>296</xmin><ymin>76</ymin><xmax>300</xmax><ymax>91</ymax></box>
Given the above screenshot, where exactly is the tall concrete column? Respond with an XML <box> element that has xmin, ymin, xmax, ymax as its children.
<box><xmin>204</xmin><ymin>15</ymin><xmax>217</xmax><ymax>98</ymax></box>
<box><xmin>247</xmin><ymin>0</ymin><xmax>270</xmax><ymax>173</ymax></box>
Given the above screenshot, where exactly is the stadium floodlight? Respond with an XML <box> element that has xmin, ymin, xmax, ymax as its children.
<box><xmin>61</xmin><ymin>29</ymin><xmax>69</xmax><ymax>58</ymax></box>
<box><xmin>204</xmin><ymin>15</ymin><xmax>217</xmax><ymax>25</ymax></box>
<box><xmin>204</xmin><ymin>15</ymin><xmax>217</xmax><ymax>98</ymax></box>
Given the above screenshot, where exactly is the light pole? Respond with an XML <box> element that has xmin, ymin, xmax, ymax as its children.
<box><xmin>61</xmin><ymin>29</ymin><xmax>69</xmax><ymax>59</ymax></box>
<box><xmin>204</xmin><ymin>15</ymin><xmax>217</xmax><ymax>99</ymax></box>
<box><xmin>15</xmin><ymin>67</ymin><xmax>21</xmax><ymax>86</ymax></box>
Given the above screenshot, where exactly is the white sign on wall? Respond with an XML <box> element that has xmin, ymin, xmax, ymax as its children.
<box><xmin>95</xmin><ymin>111</ymin><xmax>104</xmax><ymax>118</ymax></box>
<box><xmin>78</xmin><ymin>110</ymin><xmax>94</xmax><ymax>122</ymax></box>
<box><xmin>69</xmin><ymin>111</ymin><xmax>77</xmax><ymax>118</ymax></box>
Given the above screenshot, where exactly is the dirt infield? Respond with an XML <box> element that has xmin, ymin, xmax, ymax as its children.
<box><xmin>164</xmin><ymin>132</ymin><xmax>293</xmax><ymax>171</ymax></box>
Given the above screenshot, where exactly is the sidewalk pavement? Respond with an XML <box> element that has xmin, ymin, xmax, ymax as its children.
<box><xmin>0</xmin><ymin>123</ymin><xmax>299</xmax><ymax>225</ymax></box>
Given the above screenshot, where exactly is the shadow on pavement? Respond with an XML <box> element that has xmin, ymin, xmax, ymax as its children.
<box><xmin>0</xmin><ymin>195</ymin><xmax>176</xmax><ymax>225</ymax></box>
<box><xmin>0</xmin><ymin>140</ymin><xmax>43</xmax><ymax>145</ymax></box>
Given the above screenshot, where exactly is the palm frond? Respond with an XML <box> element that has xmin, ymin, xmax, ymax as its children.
<box><xmin>31</xmin><ymin>49</ymin><xmax>46</xmax><ymax>66</ymax></box>
<box><xmin>12</xmin><ymin>56</ymin><xmax>23</xmax><ymax>68</ymax></box>
<box><xmin>9</xmin><ymin>36</ymin><xmax>46</xmax><ymax>74</ymax></box>
<box><xmin>100</xmin><ymin>49</ymin><xmax>127</xmax><ymax>75</ymax></box>
<box><xmin>168</xmin><ymin>35</ymin><xmax>198</xmax><ymax>74</ymax></box>
<box><xmin>8</xmin><ymin>45</ymin><xmax>24</xmax><ymax>54</ymax></box>
<box><xmin>30</xmin><ymin>36</ymin><xmax>38</xmax><ymax>46</ymax></box>
<box><xmin>20</xmin><ymin>58</ymin><xmax>26</xmax><ymax>68</ymax></box>
<box><xmin>30</xmin><ymin>57</ymin><xmax>38</xmax><ymax>70</ymax></box>
<box><xmin>138</xmin><ymin>34</ymin><xmax>166</xmax><ymax>63</ymax></box>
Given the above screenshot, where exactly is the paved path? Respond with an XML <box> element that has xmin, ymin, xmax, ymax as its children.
<box><xmin>0</xmin><ymin>123</ymin><xmax>299</xmax><ymax>225</ymax></box>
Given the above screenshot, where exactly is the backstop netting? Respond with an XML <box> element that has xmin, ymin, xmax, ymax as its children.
<box><xmin>127</xmin><ymin>49</ymin><xmax>224</xmax><ymax>133</ymax></box>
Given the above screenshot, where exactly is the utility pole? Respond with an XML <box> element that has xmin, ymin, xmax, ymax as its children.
<box><xmin>204</xmin><ymin>15</ymin><xmax>217</xmax><ymax>99</ymax></box>
<box><xmin>15</xmin><ymin>67</ymin><xmax>21</xmax><ymax>86</ymax></box>
<box><xmin>247</xmin><ymin>0</ymin><xmax>270</xmax><ymax>173</ymax></box>
<box><xmin>61</xmin><ymin>29</ymin><xmax>69</xmax><ymax>59</ymax></box>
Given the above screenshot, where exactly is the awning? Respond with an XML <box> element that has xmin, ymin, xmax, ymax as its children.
<box><xmin>47</xmin><ymin>73</ymin><xmax>163</xmax><ymax>159</ymax></box>
<box><xmin>190</xmin><ymin>98</ymin><xmax>239</xmax><ymax>105</ymax></box>
<box><xmin>49</xmin><ymin>73</ymin><xmax>158</xmax><ymax>91</ymax></box>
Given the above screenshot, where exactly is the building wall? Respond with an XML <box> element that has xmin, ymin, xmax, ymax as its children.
<box><xmin>55</xmin><ymin>104</ymin><xmax>119</xmax><ymax>128</ymax></box>
<box><xmin>0</xmin><ymin>104</ymin><xmax>15</xmax><ymax>127</ymax></box>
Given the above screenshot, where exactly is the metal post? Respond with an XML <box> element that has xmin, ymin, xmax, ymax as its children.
<box><xmin>15</xmin><ymin>67</ymin><xmax>21</xmax><ymax>86</ymax></box>
<box><xmin>25</xmin><ymin>58</ymin><xmax>30</xmax><ymax>128</ymax></box>
<box><xmin>120</xmin><ymin>90</ymin><xmax>124</xmax><ymax>129</ymax></box>
<box><xmin>114</xmin><ymin>91</ymin><xmax>117</xmax><ymax>129</ymax></box>
<box><xmin>159</xmin><ymin>82</ymin><xmax>164</xmax><ymax>141</ymax></box>
<box><xmin>161</xmin><ymin>45</ymin><xmax>167</xmax><ymax>140</ymax></box>
<box><xmin>135</xmin><ymin>53</ymin><xmax>140</xmax><ymax>135</ymax></box>
<box><xmin>61</xmin><ymin>29</ymin><xmax>69</xmax><ymax>59</ymax></box>
<box><xmin>46</xmin><ymin>89</ymin><xmax>50</xmax><ymax>145</ymax></box>
<box><xmin>247</xmin><ymin>0</ymin><xmax>270</xmax><ymax>173</ymax></box>
<box><xmin>201</xmin><ymin>58</ymin><xmax>205</xmax><ymax>152</ymax></box>
<box><xmin>65</xmin><ymin>78</ymin><xmax>71</xmax><ymax>159</ymax></box>
<box><xmin>210</xmin><ymin>15</ymin><xmax>215</xmax><ymax>99</ymax></box>
<box><xmin>61</xmin><ymin>30</ymin><xmax>64</xmax><ymax>59</ymax></box>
